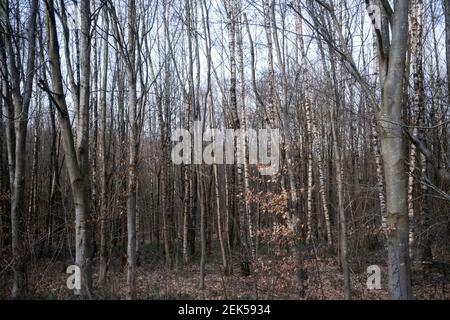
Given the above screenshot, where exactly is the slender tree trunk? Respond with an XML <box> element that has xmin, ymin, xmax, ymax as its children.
<box><xmin>407</xmin><ymin>0</ymin><xmax>424</xmax><ymax>260</ymax></box>
<box><xmin>77</xmin><ymin>0</ymin><xmax>93</xmax><ymax>298</ymax></box>
<box><xmin>370</xmin><ymin>25</ymin><xmax>387</xmax><ymax>231</ymax></box>
<box><xmin>125</xmin><ymin>0</ymin><xmax>138</xmax><ymax>299</ymax></box>
<box><xmin>263</xmin><ymin>0</ymin><xmax>276</xmax><ymax>126</ymax></box>
<box><xmin>236</xmin><ymin>11</ymin><xmax>255</xmax><ymax>260</ymax></box>
<box><xmin>445</xmin><ymin>0</ymin><xmax>450</xmax><ymax>100</ymax></box>
<box><xmin>44</xmin><ymin>0</ymin><xmax>92</xmax><ymax>298</ymax></box>
<box><xmin>314</xmin><ymin>121</ymin><xmax>332</xmax><ymax>246</ymax></box>
<box><xmin>28</xmin><ymin>93</ymin><xmax>41</xmax><ymax>257</ymax></box>
<box><xmin>331</xmin><ymin>107</ymin><xmax>351</xmax><ymax>299</ymax></box>
<box><xmin>305</xmin><ymin>95</ymin><xmax>314</xmax><ymax>244</ymax></box>
<box><xmin>98</xmin><ymin>9</ymin><xmax>109</xmax><ymax>285</ymax></box>
<box><xmin>328</xmin><ymin>42</ymin><xmax>351</xmax><ymax>300</ymax></box>
<box><xmin>226</xmin><ymin>0</ymin><xmax>250</xmax><ymax>276</ymax></box>
<box><xmin>198</xmin><ymin>168</ymin><xmax>206</xmax><ymax>289</ymax></box>
<box><xmin>377</xmin><ymin>0</ymin><xmax>413</xmax><ymax>299</ymax></box>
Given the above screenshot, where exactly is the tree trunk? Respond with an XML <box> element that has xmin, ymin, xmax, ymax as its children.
<box><xmin>445</xmin><ymin>0</ymin><xmax>450</xmax><ymax>100</ymax></box>
<box><xmin>126</xmin><ymin>0</ymin><xmax>138</xmax><ymax>299</ymax></box>
<box><xmin>98</xmin><ymin>9</ymin><xmax>109</xmax><ymax>286</ymax></box>
<box><xmin>407</xmin><ymin>0</ymin><xmax>424</xmax><ymax>260</ymax></box>
<box><xmin>44</xmin><ymin>0</ymin><xmax>92</xmax><ymax>298</ymax></box>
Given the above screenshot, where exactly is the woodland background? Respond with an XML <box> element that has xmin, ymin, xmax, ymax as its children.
<box><xmin>0</xmin><ymin>0</ymin><xmax>449</xmax><ymax>299</ymax></box>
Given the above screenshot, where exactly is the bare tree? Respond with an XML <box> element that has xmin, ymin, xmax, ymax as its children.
<box><xmin>371</xmin><ymin>0</ymin><xmax>413</xmax><ymax>299</ymax></box>
<box><xmin>42</xmin><ymin>0</ymin><xmax>93</xmax><ymax>298</ymax></box>
<box><xmin>0</xmin><ymin>0</ymin><xmax>39</xmax><ymax>298</ymax></box>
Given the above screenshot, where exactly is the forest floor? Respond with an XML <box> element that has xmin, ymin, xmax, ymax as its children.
<box><xmin>1</xmin><ymin>245</ymin><xmax>449</xmax><ymax>300</ymax></box>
